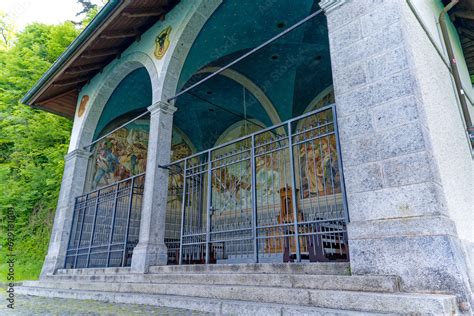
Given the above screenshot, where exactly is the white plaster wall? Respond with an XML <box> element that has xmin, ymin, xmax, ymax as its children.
<box><xmin>410</xmin><ymin>0</ymin><xmax>474</xmax><ymax>125</ymax></box>
<box><xmin>403</xmin><ymin>1</ymin><xmax>474</xmax><ymax>244</ymax></box>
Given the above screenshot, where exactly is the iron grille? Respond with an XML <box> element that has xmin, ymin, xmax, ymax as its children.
<box><xmin>65</xmin><ymin>173</ymin><xmax>145</xmax><ymax>269</ymax></box>
<box><xmin>165</xmin><ymin>104</ymin><xmax>349</xmax><ymax>264</ymax></box>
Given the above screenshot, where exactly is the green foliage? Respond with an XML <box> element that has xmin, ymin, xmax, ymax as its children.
<box><xmin>0</xmin><ymin>19</ymin><xmax>80</xmax><ymax>281</ymax></box>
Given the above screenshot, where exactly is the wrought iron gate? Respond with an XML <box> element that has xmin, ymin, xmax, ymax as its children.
<box><xmin>65</xmin><ymin>174</ymin><xmax>145</xmax><ymax>268</ymax></box>
<box><xmin>165</xmin><ymin>104</ymin><xmax>349</xmax><ymax>264</ymax></box>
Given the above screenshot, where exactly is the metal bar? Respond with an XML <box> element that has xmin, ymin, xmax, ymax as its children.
<box><xmin>75</xmin><ymin>173</ymin><xmax>146</xmax><ymax>200</ymax></box>
<box><xmin>332</xmin><ymin>105</ymin><xmax>350</xmax><ymax>223</ymax></box>
<box><xmin>106</xmin><ymin>183</ymin><xmax>120</xmax><ymax>267</ymax></box>
<box><xmin>287</xmin><ymin>121</ymin><xmax>301</xmax><ymax>262</ymax></box>
<box><xmin>182</xmin><ymin>232</ymin><xmax>207</xmax><ymax>238</ymax></box>
<box><xmin>73</xmin><ymin>195</ymin><xmax>88</xmax><ymax>269</ymax></box>
<box><xmin>254</xmin><ymin>145</ymin><xmax>290</xmax><ymax>158</ymax></box>
<box><xmin>65</xmin><ymin>197</ymin><xmax>78</xmax><ymax>268</ymax></box>
<box><xmin>209</xmin><ymin>227</ymin><xmax>253</xmax><ymax>235</ymax></box>
<box><xmin>205</xmin><ymin>151</ymin><xmax>212</xmax><ymax>264</ymax></box>
<box><xmin>179</xmin><ymin>160</ymin><xmax>187</xmax><ymax>265</ymax></box>
<box><xmin>168</xmin><ymin>8</ymin><xmax>323</xmax><ymax>102</ymax></box>
<box><xmin>168</xmin><ymin>104</ymin><xmax>335</xmax><ymax>167</ymax></box>
<box><xmin>250</xmin><ymin>134</ymin><xmax>258</xmax><ymax>263</ymax></box>
<box><xmin>86</xmin><ymin>191</ymin><xmax>100</xmax><ymax>268</ymax></box>
<box><xmin>122</xmin><ymin>177</ymin><xmax>135</xmax><ymax>267</ymax></box>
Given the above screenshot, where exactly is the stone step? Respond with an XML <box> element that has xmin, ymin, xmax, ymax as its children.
<box><xmin>18</xmin><ymin>281</ymin><xmax>456</xmax><ymax>314</ymax></box>
<box><xmin>149</xmin><ymin>262</ymin><xmax>350</xmax><ymax>275</ymax></box>
<box><xmin>16</xmin><ymin>286</ymin><xmax>383</xmax><ymax>315</ymax></box>
<box><xmin>56</xmin><ymin>262</ymin><xmax>350</xmax><ymax>276</ymax></box>
<box><xmin>56</xmin><ymin>266</ymin><xmax>131</xmax><ymax>275</ymax></box>
<box><xmin>43</xmin><ymin>273</ymin><xmax>400</xmax><ymax>293</ymax></box>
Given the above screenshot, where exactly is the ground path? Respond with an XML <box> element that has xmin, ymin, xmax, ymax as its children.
<box><xmin>0</xmin><ymin>291</ymin><xmax>209</xmax><ymax>315</ymax></box>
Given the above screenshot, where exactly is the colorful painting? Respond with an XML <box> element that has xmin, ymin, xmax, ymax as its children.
<box><xmin>91</xmin><ymin>119</ymin><xmax>149</xmax><ymax>189</ymax></box>
<box><xmin>154</xmin><ymin>26</ymin><xmax>172</xmax><ymax>60</ymax></box>
<box><xmin>297</xmin><ymin>110</ymin><xmax>341</xmax><ymax>198</ymax></box>
<box><xmin>171</xmin><ymin>131</ymin><xmax>193</xmax><ymax>161</ymax></box>
<box><xmin>78</xmin><ymin>95</ymin><xmax>89</xmax><ymax>117</ymax></box>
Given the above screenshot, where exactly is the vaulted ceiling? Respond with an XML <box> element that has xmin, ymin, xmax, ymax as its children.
<box><xmin>173</xmin><ymin>0</ymin><xmax>332</xmax><ymax>150</ymax></box>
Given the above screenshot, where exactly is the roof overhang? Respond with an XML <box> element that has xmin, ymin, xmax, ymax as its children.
<box><xmin>445</xmin><ymin>0</ymin><xmax>474</xmax><ymax>83</ymax></box>
<box><xmin>22</xmin><ymin>0</ymin><xmax>180</xmax><ymax>119</ymax></box>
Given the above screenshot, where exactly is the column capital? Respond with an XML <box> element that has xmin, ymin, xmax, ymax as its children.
<box><xmin>64</xmin><ymin>148</ymin><xmax>91</xmax><ymax>162</ymax></box>
<box><xmin>148</xmin><ymin>100</ymin><xmax>177</xmax><ymax>116</ymax></box>
<box><xmin>319</xmin><ymin>0</ymin><xmax>347</xmax><ymax>13</ymax></box>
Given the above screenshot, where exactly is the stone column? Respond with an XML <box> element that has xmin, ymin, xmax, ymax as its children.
<box><xmin>321</xmin><ymin>0</ymin><xmax>473</xmax><ymax>310</ymax></box>
<box><xmin>131</xmin><ymin>100</ymin><xmax>177</xmax><ymax>273</ymax></box>
<box><xmin>40</xmin><ymin>149</ymin><xmax>91</xmax><ymax>278</ymax></box>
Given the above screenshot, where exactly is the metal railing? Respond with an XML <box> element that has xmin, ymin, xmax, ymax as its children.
<box><xmin>65</xmin><ymin>173</ymin><xmax>145</xmax><ymax>269</ymax></box>
<box><xmin>165</xmin><ymin>104</ymin><xmax>349</xmax><ymax>264</ymax></box>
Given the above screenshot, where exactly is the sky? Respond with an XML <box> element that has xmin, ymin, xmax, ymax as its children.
<box><xmin>0</xmin><ymin>0</ymin><xmax>102</xmax><ymax>30</ymax></box>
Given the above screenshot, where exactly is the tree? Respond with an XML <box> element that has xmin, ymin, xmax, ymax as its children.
<box><xmin>0</xmin><ymin>12</ymin><xmax>14</xmax><ymax>49</ymax></box>
<box><xmin>76</xmin><ymin>0</ymin><xmax>97</xmax><ymax>17</ymax></box>
<box><xmin>0</xmin><ymin>21</ymin><xmax>80</xmax><ymax>281</ymax></box>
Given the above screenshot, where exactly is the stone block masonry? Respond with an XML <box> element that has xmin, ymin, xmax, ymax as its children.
<box><xmin>322</xmin><ymin>0</ymin><xmax>473</xmax><ymax>311</ymax></box>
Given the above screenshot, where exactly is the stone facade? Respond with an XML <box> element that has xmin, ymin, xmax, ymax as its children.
<box><xmin>131</xmin><ymin>101</ymin><xmax>177</xmax><ymax>273</ymax></box>
<box><xmin>40</xmin><ymin>149</ymin><xmax>91</xmax><ymax>277</ymax></box>
<box><xmin>323</xmin><ymin>0</ymin><xmax>473</xmax><ymax>310</ymax></box>
<box><xmin>37</xmin><ymin>0</ymin><xmax>473</xmax><ymax>313</ymax></box>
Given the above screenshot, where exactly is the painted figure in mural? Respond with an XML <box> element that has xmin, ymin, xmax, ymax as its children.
<box><xmin>91</xmin><ymin>120</ymin><xmax>150</xmax><ymax>189</ymax></box>
<box><xmin>92</xmin><ymin>140</ymin><xmax>120</xmax><ymax>188</ymax></box>
<box><xmin>300</xmin><ymin>136</ymin><xmax>340</xmax><ymax>198</ymax></box>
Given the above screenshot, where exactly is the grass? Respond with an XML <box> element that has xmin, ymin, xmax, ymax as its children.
<box><xmin>0</xmin><ymin>260</ymin><xmax>42</xmax><ymax>282</ymax></box>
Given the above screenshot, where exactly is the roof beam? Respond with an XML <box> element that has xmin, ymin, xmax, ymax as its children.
<box><xmin>100</xmin><ymin>29</ymin><xmax>139</xmax><ymax>40</ymax></box>
<box><xmin>459</xmin><ymin>27</ymin><xmax>474</xmax><ymax>39</ymax></box>
<box><xmin>37</xmin><ymin>88</ymin><xmax>78</xmax><ymax>104</ymax></box>
<box><xmin>122</xmin><ymin>7</ymin><xmax>167</xmax><ymax>18</ymax></box>
<box><xmin>81</xmin><ymin>48</ymin><xmax>121</xmax><ymax>59</ymax></box>
<box><xmin>52</xmin><ymin>76</ymin><xmax>90</xmax><ymax>87</ymax></box>
<box><xmin>65</xmin><ymin>62</ymin><xmax>103</xmax><ymax>74</ymax></box>
<box><xmin>453</xmin><ymin>10</ymin><xmax>474</xmax><ymax>20</ymax></box>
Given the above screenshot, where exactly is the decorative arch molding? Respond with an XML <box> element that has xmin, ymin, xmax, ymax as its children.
<box><xmin>198</xmin><ymin>67</ymin><xmax>282</xmax><ymax>126</ymax></box>
<box><xmin>303</xmin><ymin>85</ymin><xmax>334</xmax><ymax>114</ymax></box>
<box><xmin>214</xmin><ymin>118</ymin><xmax>266</xmax><ymax>147</ymax></box>
<box><xmin>156</xmin><ymin>0</ymin><xmax>223</xmax><ymax>102</ymax></box>
<box><xmin>74</xmin><ymin>51</ymin><xmax>159</xmax><ymax>150</ymax></box>
<box><xmin>173</xmin><ymin>126</ymin><xmax>197</xmax><ymax>154</ymax></box>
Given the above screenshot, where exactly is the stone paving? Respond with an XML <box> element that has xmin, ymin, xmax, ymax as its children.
<box><xmin>0</xmin><ymin>291</ymin><xmax>210</xmax><ymax>315</ymax></box>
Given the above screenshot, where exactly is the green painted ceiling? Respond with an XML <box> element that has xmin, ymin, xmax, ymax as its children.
<box><xmin>95</xmin><ymin>0</ymin><xmax>333</xmax><ymax>152</ymax></box>
<box><xmin>94</xmin><ymin>67</ymin><xmax>152</xmax><ymax>140</ymax></box>
<box><xmin>174</xmin><ymin>0</ymin><xmax>332</xmax><ymax>151</ymax></box>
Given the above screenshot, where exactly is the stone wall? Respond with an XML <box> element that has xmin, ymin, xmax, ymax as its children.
<box><xmin>324</xmin><ymin>0</ymin><xmax>473</xmax><ymax>310</ymax></box>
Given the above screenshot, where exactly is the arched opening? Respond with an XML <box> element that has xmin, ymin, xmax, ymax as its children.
<box><xmin>170</xmin><ymin>0</ymin><xmax>333</xmax><ymax>151</ymax></box>
<box><xmin>164</xmin><ymin>1</ymin><xmax>347</xmax><ymax>266</ymax></box>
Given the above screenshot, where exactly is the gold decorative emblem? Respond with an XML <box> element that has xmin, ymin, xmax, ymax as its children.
<box><xmin>154</xmin><ymin>26</ymin><xmax>172</xmax><ymax>60</ymax></box>
<box><xmin>78</xmin><ymin>95</ymin><xmax>89</xmax><ymax>117</ymax></box>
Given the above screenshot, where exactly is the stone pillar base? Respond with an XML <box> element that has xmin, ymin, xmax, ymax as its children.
<box><xmin>131</xmin><ymin>243</ymin><xmax>168</xmax><ymax>273</ymax></box>
<box><xmin>39</xmin><ymin>255</ymin><xmax>64</xmax><ymax>279</ymax></box>
<box><xmin>348</xmin><ymin>217</ymin><xmax>473</xmax><ymax>311</ymax></box>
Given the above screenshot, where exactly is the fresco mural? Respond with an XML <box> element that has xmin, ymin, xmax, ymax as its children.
<box><xmin>91</xmin><ymin>119</ymin><xmax>150</xmax><ymax>189</ymax></box>
<box><xmin>78</xmin><ymin>95</ymin><xmax>89</xmax><ymax>117</ymax></box>
<box><xmin>297</xmin><ymin>108</ymin><xmax>341</xmax><ymax>199</ymax></box>
<box><xmin>91</xmin><ymin>119</ymin><xmax>193</xmax><ymax>190</ymax></box>
<box><xmin>155</xmin><ymin>26</ymin><xmax>172</xmax><ymax>60</ymax></box>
